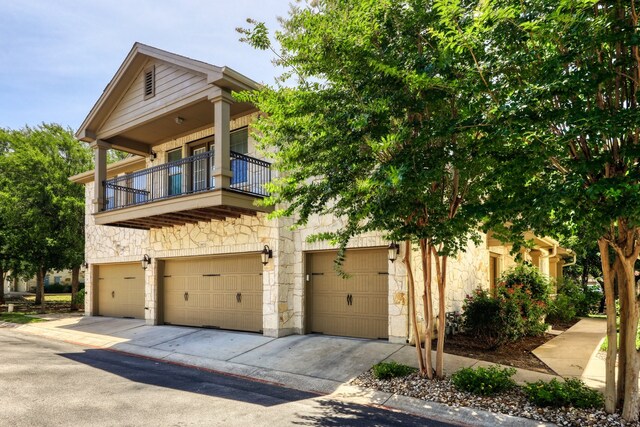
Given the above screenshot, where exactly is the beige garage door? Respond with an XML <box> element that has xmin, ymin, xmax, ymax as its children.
<box><xmin>306</xmin><ymin>249</ymin><xmax>388</xmax><ymax>339</ymax></box>
<box><xmin>163</xmin><ymin>254</ymin><xmax>263</xmax><ymax>332</ymax></box>
<box><xmin>97</xmin><ymin>263</ymin><xmax>145</xmax><ymax>319</ymax></box>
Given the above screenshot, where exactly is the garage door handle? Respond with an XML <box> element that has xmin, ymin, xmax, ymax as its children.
<box><xmin>111</xmin><ymin>291</ymin><xmax>115</xmax><ymax>298</ymax></box>
<box><xmin>346</xmin><ymin>294</ymin><xmax>353</xmax><ymax>306</ymax></box>
<box><xmin>236</xmin><ymin>292</ymin><xmax>242</xmax><ymax>303</ymax></box>
<box><xmin>184</xmin><ymin>292</ymin><xmax>189</xmax><ymax>301</ymax></box>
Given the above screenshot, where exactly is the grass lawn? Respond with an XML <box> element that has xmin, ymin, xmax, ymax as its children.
<box><xmin>23</xmin><ymin>293</ymin><xmax>72</xmax><ymax>303</ymax></box>
<box><xmin>0</xmin><ymin>313</ymin><xmax>46</xmax><ymax>324</ymax></box>
<box><xmin>600</xmin><ymin>323</ymin><xmax>640</xmax><ymax>351</ymax></box>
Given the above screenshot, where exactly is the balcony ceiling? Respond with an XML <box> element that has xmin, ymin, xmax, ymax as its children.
<box><xmin>106</xmin><ymin>100</ymin><xmax>256</xmax><ymax>147</ymax></box>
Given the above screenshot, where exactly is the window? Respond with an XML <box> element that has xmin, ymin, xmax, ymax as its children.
<box><xmin>230</xmin><ymin>128</ymin><xmax>248</xmax><ymax>154</ymax></box>
<box><xmin>230</xmin><ymin>128</ymin><xmax>248</xmax><ymax>185</ymax></box>
<box><xmin>191</xmin><ymin>146</ymin><xmax>207</xmax><ymax>192</ymax></box>
<box><xmin>128</xmin><ymin>173</ymin><xmax>148</xmax><ymax>205</ymax></box>
<box><xmin>167</xmin><ymin>149</ymin><xmax>182</xmax><ymax>196</ymax></box>
<box><xmin>143</xmin><ymin>65</ymin><xmax>155</xmax><ymax>100</ymax></box>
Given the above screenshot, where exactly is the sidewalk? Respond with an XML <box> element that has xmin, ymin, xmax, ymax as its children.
<box><xmin>533</xmin><ymin>317</ymin><xmax>607</xmax><ymax>388</ymax></box>
<box><xmin>11</xmin><ymin>316</ymin><xmax>574</xmax><ymax>427</ymax></box>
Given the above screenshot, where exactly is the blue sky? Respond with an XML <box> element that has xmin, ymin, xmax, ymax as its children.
<box><xmin>0</xmin><ymin>1</ymin><xmax>292</xmax><ymax>131</ymax></box>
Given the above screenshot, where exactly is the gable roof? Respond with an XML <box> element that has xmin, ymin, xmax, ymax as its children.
<box><xmin>76</xmin><ymin>42</ymin><xmax>259</xmax><ymax>142</ymax></box>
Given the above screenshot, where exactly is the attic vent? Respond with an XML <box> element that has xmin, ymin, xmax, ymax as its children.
<box><xmin>143</xmin><ymin>66</ymin><xmax>155</xmax><ymax>99</ymax></box>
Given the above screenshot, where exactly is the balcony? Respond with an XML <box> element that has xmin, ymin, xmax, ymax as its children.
<box><xmin>95</xmin><ymin>151</ymin><xmax>272</xmax><ymax>229</ymax></box>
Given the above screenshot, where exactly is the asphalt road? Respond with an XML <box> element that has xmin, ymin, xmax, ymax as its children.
<box><xmin>0</xmin><ymin>328</ymin><xmax>456</xmax><ymax>427</ymax></box>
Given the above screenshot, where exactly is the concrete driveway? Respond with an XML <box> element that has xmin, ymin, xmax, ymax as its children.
<box><xmin>18</xmin><ymin>316</ymin><xmax>407</xmax><ymax>393</ymax></box>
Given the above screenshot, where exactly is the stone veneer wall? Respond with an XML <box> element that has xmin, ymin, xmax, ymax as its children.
<box><xmin>84</xmin><ymin>115</ymin><xmax>529</xmax><ymax>342</ymax></box>
<box><xmin>83</xmin><ymin>182</ymin><xmax>149</xmax><ymax>317</ymax></box>
<box><xmin>84</xmin><ymin>117</ymin><xmax>295</xmax><ymax>334</ymax></box>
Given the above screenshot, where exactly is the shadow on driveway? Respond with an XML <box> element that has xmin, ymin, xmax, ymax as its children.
<box><xmin>60</xmin><ymin>347</ymin><xmax>317</xmax><ymax>408</ymax></box>
<box><xmin>58</xmin><ymin>348</ymin><xmax>442</xmax><ymax>425</ymax></box>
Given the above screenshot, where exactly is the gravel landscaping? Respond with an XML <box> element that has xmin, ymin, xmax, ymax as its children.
<box><xmin>352</xmin><ymin>370</ymin><xmax>640</xmax><ymax>427</ymax></box>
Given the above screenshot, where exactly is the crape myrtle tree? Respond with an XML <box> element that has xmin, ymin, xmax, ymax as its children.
<box><xmin>0</xmin><ymin>124</ymin><xmax>91</xmax><ymax>311</ymax></box>
<box><xmin>238</xmin><ymin>0</ymin><xmax>505</xmax><ymax>378</ymax></box>
<box><xmin>480</xmin><ymin>0</ymin><xmax>640</xmax><ymax>421</ymax></box>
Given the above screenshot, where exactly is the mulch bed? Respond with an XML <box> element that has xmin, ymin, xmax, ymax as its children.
<box><xmin>440</xmin><ymin>333</ymin><xmax>554</xmax><ymax>374</ymax></box>
<box><xmin>437</xmin><ymin>318</ymin><xmax>581</xmax><ymax>375</ymax></box>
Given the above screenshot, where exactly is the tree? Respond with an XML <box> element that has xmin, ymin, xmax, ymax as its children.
<box><xmin>477</xmin><ymin>0</ymin><xmax>640</xmax><ymax>420</ymax></box>
<box><xmin>238</xmin><ymin>0</ymin><xmax>502</xmax><ymax>378</ymax></box>
<box><xmin>0</xmin><ymin>124</ymin><xmax>91</xmax><ymax>311</ymax></box>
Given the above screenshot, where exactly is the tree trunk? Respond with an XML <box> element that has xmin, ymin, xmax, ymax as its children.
<box><xmin>581</xmin><ymin>256</ymin><xmax>589</xmax><ymax>286</ymax></box>
<box><xmin>435</xmin><ymin>254</ymin><xmax>447</xmax><ymax>379</ymax></box>
<box><xmin>70</xmin><ymin>266</ymin><xmax>80</xmax><ymax>311</ymax></box>
<box><xmin>620</xmin><ymin>259</ymin><xmax>640</xmax><ymax>422</ymax></box>
<box><xmin>420</xmin><ymin>239</ymin><xmax>434</xmax><ymax>379</ymax></box>
<box><xmin>0</xmin><ymin>266</ymin><xmax>5</xmax><ymax>305</ymax></box>
<box><xmin>404</xmin><ymin>240</ymin><xmax>426</xmax><ymax>373</ymax></box>
<box><xmin>35</xmin><ymin>267</ymin><xmax>45</xmax><ymax>312</ymax></box>
<box><xmin>598</xmin><ymin>238</ymin><xmax>618</xmax><ymax>413</ymax></box>
<box><xmin>615</xmin><ymin>258</ymin><xmax>627</xmax><ymax>409</ymax></box>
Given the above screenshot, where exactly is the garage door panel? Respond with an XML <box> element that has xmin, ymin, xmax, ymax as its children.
<box><xmin>307</xmin><ymin>249</ymin><xmax>388</xmax><ymax>339</ymax></box>
<box><xmin>163</xmin><ymin>254</ymin><xmax>263</xmax><ymax>332</ymax></box>
<box><xmin>97</xmin><ymin>263</ymin><xmax>145</xmax><ymax>319</ymax></box>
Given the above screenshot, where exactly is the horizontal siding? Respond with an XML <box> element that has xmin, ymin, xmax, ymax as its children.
<box><xmin>100</xmin><ymin>60</ymin><xmax>208</xmax><ymax>134</ymax></box>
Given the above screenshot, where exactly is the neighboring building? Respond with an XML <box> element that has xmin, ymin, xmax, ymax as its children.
<box><xmin>71</xmin><ymin>43</ymin><xmax>570</xmax><ymax>343</ymax></box>
<box><xmin>4</xmin><ymin>269</ymin><xmax>85</xmax><ymax>293</ymax></box>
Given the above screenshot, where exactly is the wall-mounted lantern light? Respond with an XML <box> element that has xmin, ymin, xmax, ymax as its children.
<box><xmin>81</xmin><ymin>261</ymin><xmax>89</xmax><ymax>271</ymax></box>
<box><xmin>387</xmin><ymin>242</ymin><xmax>400</xmax><ymax>262</ymax></box>
<box><xmin>141</xmin><ymin>254</ymin><xmax>152</xmax><ymax>270</ymax></box>
<box><xmin>261</xmin><ymin>245</ymin><xmax>273</xmax><ymax>265</ymax></box>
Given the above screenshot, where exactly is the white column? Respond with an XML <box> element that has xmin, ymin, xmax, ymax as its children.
<box><xmin>89</xmin><ymin>140</ymin><xmax>111</xmax><ymax>213</ymax></box>
<box><xmin>211</xmin><ymin>91</ymin><xmax>233</xmax><ymax>189</ymax></box>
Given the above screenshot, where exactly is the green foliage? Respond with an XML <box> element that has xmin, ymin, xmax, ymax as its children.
<box><xmin>43</xmin><ymin>283</ymin><xmax>85</xmax><ymax>294</ymax></box>
<box><xmin>371</xmin><ymin>361</ymin><xmax>416</xmax><ymax>380</ymax></box>
<box><xmin>462</xmin><ymin>286</ymin><xmax>545</xmax><ymax>347</ymax></box>
<box><xmin>524</xmin><ymin>378</ymin><xmax>604</xmax><ymax>409</ymax></box>
<box><xmin>0</xmin><ymin>124</ymin><xmax>91</xmax><ymax>287</ymax></box>
<box><xmin>0</xmin><ymin>313</ymin><xmax>45</xmax><ymax>324</ymax></box>
<box><xmin>565</xmin><ymin>280</ymin><xmax>602</xmax><ymax>317</ymax></box>
<box><xmin>73</xmin><ymin>289</ymin><xmax>86</xmax><ymax>306</ymax></box>
<box><xmin>462</xmin><ymin>289</ymin><xmax>519</xmax><ymax>348</ymax></box>
<box><xmin>236</xmin><ymin>0</ymin><xmax>498</xmax><ymax>263</ymax></box>
<box><xmin>498</xmin><ymin>264</ymin><xmax>550</xmax><ymax>303</ymax></box>
<box><xmin>451</xmin><ymin>365</ymin><xmax>516</xmax><ymax>396</ymax></box>
<box><xmin>550</xmin><ymin>279</ymin><xmax>601</xmax><ymax>324</ymax></box>
<box><xmin>547</xmin><ymin>294</ymin><xmax>577</xmax><ymax>324</ymax></box>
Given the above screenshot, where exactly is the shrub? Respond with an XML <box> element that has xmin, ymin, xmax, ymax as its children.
<box><xmin>547</xmin><ymin>294</ymin><xmax>577</xmax><ymax>324</ymax></box>
<box><xmin>73</xmin><ymin>289</ymin><xmax>86</xmax><ymax>306</ymax></box>
<box><xmin>451</xmin><ymin>365</ymin><xmax>516</xmax><ymax>396</ymax></box>
<box><xmin>499</xmin><ymin>263</ymin><xmax>550</xmax><ymax>302</ymax></box>
<box><xmin>524</xmin><ymin>378</ymin><xmax>604</xmax><ymax>409</ymax></box>
<box><xmin>463</xmin><ymin>291</ymin><xmax>547</xmax><ymax>348</ymax></box>
<box><xmin>372</xmin><ymin>361</ymin><xmax>416</xmax><ymax>380</ymax></box>
<box><xmin>556</xmin><ymin>279</ymin><xmax>601</xmax><ymax>317</ymax></box>
<box><xmin>496</xmin><ymin>263</ymin><xmax>550</xmax><ymax>337</ymax></box>
<box><xmin>498</xmin><ymin>284</ymin><xmax>548</xmax><ymax>337</ymax></box>
<box><xmin>44</xmin><ymin>284</ymin><xmax>70</xmax><ymax>293</ymax></box>
<box><xmin>461</xmin><ymin>290</ymin><xmax>505</xmax><ymax>348</ymax></box>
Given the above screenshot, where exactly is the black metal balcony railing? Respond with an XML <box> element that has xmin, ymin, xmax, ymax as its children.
<box><xmin>103</xmin><ymin>150</ymin><xmax>271</xmax><ymax>211</ymax></box>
